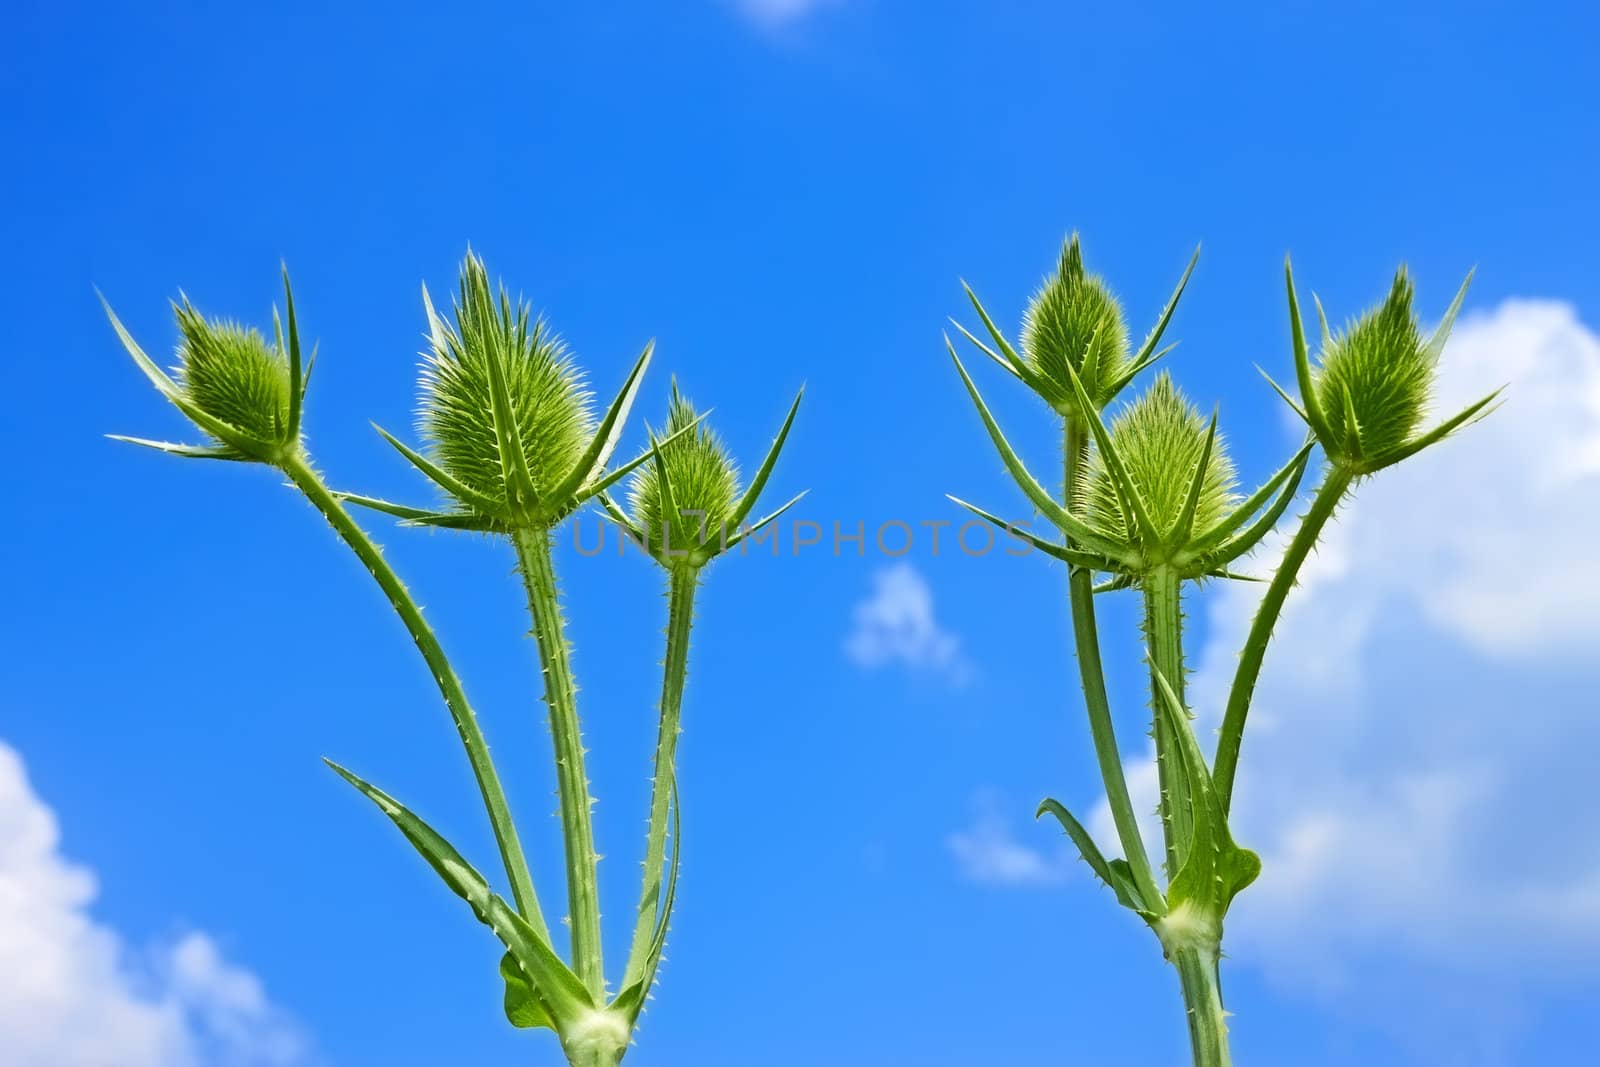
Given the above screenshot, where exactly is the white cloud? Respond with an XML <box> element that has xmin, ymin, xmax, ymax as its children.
<box><xmin>0</xmin><ymin>740</ymin><xmax>308</xmax><ymax>1067</ymax></box>
<box><xmin>727</xmin><ymin>0</ymin><xmax>840</xmax><ymax>27</ymax></box>
<box><xmin>844</xmin><ymin>563</ymin><xmax>969</xmax><ymax>682</ymax></box>
<box><xmin>1183</xmin><ymin>299</ymin><xmax>1600</xmax><ymax>976</ymax></box>
<box><xmin>948</xmin><ymin>792</ymin><xmax>1069</xmax><ymax>887</ymax></box>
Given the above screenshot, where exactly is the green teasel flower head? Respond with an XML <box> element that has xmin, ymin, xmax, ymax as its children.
<box><xmin>947</xmin><ymin>343</ymin><xmax>1314</xmax><ymax>583</ymax></box>
<box><xmin>1272</xmin><ymin>259</ymin><xmax>1502</xmax><ymax>476</ymax></box>
<box><xmin>952</xmin><ymin>233</ymin><xmax>1199</xmax><ymax>415</ymax></box>
<box><xmin>418</xmin><ymin>252</ymin><xmax>595</xmax><ymax>515</ymax></box>
<box><xmin>1021</xmin><ymin>234</ymin><xmax>1129</xmax><ymax>409</ymax></box>
<box><xmin>345</xmin><ymin>251</ymin><xmax>678</xmax><ymax>533</ymax></box>
<box><xmin>102</xmin><ymin>266</ymin><xmax>313</xmax><ymax>465</ymax></box>
<box><xmin>606</xmin><ymin>383</ymin><xmax>806</xmax><ymax>571</ymax></box>
<box><xmin>1084</xmin><ymin>372</ymin><xmax>1236</xmax><ymax>543</ymax></box>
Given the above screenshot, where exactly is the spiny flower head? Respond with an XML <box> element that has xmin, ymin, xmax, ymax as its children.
<box><xmin>1278</xmin><ymin>260</ymin><xmax>1495</xmax><ymax>476</ymax></box>
<box><xmin>629</xmin><ymin>384</ymin><xmax>741</xmax><ymax>563</ymax></box>
<box><xmin>1086</xmin><ymin>372</ymin><xmax>1237</xmax><ymax>543</ymax></box>
<box><xmin>174</xmin><ymin>303</ymin><xmax>293</xmax><ymax>447</ymax></box>
<box><xmin>419</xmin><ymin>252</ymin><xmax>595</xmax><ymax>511</ymax></box>
<box><xmin>1021</xmin><ymin>234</ymin><xmax>1131</xmax><ymax>412</ymax></box>
<box><xmin>1314</xmin><ymin>270</ymin><xmax>1431</xmax><ymax>463</ymax></box>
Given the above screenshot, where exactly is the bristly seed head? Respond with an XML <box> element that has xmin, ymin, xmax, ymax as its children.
<box><xmin>419</xmin><ymin>251</ymin><xmax>595</xmax><ymax>511</ymax></box>
<box><xmin>1315</xmin><ymin>269</ymin><xmax>1431</xmax><ymax>462</ymax></box>
<box><xmin>1021</xmin><ymin>233</ymin><xmax>1130</xmax><ymax>411</ymax></box>
<box><xmin>1086</xmin><ymin>372</ymin><xmax>1237</xmax><ymax>542</ymax></box>
<box><xmin>629</xmin><ymin>383</ymin><xmax>740</xmax><ymax>562</ymax></box>
<box><xmin>174</xmin><ymin>303</ymin><xmax>293</xmax><ymax>448</ymax></box>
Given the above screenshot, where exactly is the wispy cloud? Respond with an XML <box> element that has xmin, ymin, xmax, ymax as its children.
<box><xmin>948</xmin><ymin>792</ymin><xmax>1069</xmax><ymax>887</ymax></box>
<box><xmin>1077</xmin><ymin>298</ymin><xmax>1600</xmax><ymax>1045</ymax></box>
<box><xmin>727</xmin><ymin>0</ymin><xmax>841</xmax><ymax>28</ymax></box>
<box><xmin>844</xmin><ymin>563</ymin><xmax>970</xmax><ymax>683</ymax></box>
<box><xmin>0</xmin><ymin>740</ymin><xmax>309</xmax><ymax>1067</ymax></box>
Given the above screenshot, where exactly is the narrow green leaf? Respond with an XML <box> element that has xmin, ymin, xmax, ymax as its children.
<box><xmin>1285</xmin><ymin>259</ymin><xmax>1334</xmax><ymax>443</ymax></box>
<box><xmin>1128</xmin><ymin>244</ymin><xmax>1200</xmax><ymax>369</ymax></box>
<box><xmin>1170</xmin><ymin>410</ymin><xmax>1219</xmax><ymax>547</ymax></box>
<box><xmin>372</xmin><ymin>423</ymin><xmax>509</xmax><ymax>518</ymax></box>
<box><xmin>106</xmin><ymin>435</ymin><xmax>244</xmax><ymax>461</ymax></box>
<box><xmin>1198</xmin><ymin>447</ymin><xmax>1313</xmax><ymax>568</ymax></box>
<box><xmin>726</xmin><ymin>386</ymin><xmax>803</xmax><ymax>533</ymax></box>
<box><xmin>324</xmin><ymin>760</ymin><xmax>592</xmax><ymax>1022</ymax></box>
<box><xmin>1187</xmin><ymin>440</ymin><xmax>1314</xmax><ymax>559</ymax></box>
<box><xmin>549</xmin><ymin>340</ymin><xmax>654</xmax><ymax>507</ymax></box>
<box><xmin>574</xmin><ymin>409</ymin><xmax>712</xmax><ymax>504</ymax></box>
<box><xmin>961</xmin><ymin>281</ymin><xmax>1027</xmax><ymax>373</ymax></box>
<box><xmin>946</xmin><ymin>496</ymin><xmax>1116</xmax><ymax>570</ymax></box>
<box><xmin>1061</xmin><ymin>359</ymin><xmax>1162</xmax><ymax>546</ymax></box>
<box><xmin>1422</xmin><ymin>268</ymin><xmax>1475</xmax><ymax>367</ymax></box>
<box><xmin>1255</xmin><ymin>365</ymin><xmax>1310</xmax><ymax>424</ymax></box>
<box><xmin>949</xmin><ymin>319</ymin><xmax>1024</xmax><ymax>383</ymax></box>
<box><xmin>720</xmin><ymin>490</ymin><xmax>808</xmax><ymax>554</ymax></box>
<box><xmin>1037</xmin><ymin>797</ymin><xmax>1152</xmax><ymax>916</ymax></box>
<box><xmin>282</xmin><ymin>265</ymin><xmax>304</xmax><ymax>441</ymax></box>
<box><xmin>479</xmin><ymin>320</ymin><xmax>540</xmax><ymax>511</ymax></box>
<box><xmin>502</xmin><ymin>951</ymin><xmax>556</xmax><ymax>1030</ymax></box>
<box><xmin>1340</xmin><ymin>384</ymin><xmax>1365</xmax><ymax>461</ymax></box>
<box><xmin>612</xmin><ymin>778</ymin><xmax>682</xmax><ymax>1024</ymax></box>
<box><xmin>946</xmin><ymin>339</ymin><xmax>1131</xmax><ymax>561</ymax></box>
<box><xmin>1371</xmin><ymin>388</ymin><xmax>1503</xmax><ymax>470</ymax></box>
<box><xmin>1104</xmin><ymin>342</ymin><xmax>1178</xmax><ymax>399</ymax></box>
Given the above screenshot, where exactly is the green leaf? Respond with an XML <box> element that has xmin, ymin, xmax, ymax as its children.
<box><xmin>550</xmin><ymin>340</ymin><xmax>655</xmax><ymax>507</ymax></box>
<box><xmin>282</xmin><ymin>265</ymin><xmax>304</xmax><ymax>441</ymax></box>
<box><xmin>323</xmin><ymin>760</ymin><xmax>592</xmax><ymax>1024</ymax></box>
<box><xmin>372</xmin><ymin>424</ymin><xmax>509</xmax><ymax>519</ymax></box>
<box><xmin>1255</xmin><ymin>365</ymin><xmax>1310</xmax><ymax>424</ymax></box>
<box><xmin>1061</xmin><ymin>359</ymin><xmax>1161</xmax><ymax>546</ymax></box>
<box><xmin>1285</xmin><ymin>258</ymin><xmax>1334</xmax><ymax>444</ymax></box>
<box><xmin>720</xmin><ymin>490</ymin><xmax>808</xmax><ymax>555</ymax></box>
<box><xmin>502</xmin><ymin>951</ymin><xmax>556</xmax><ymax>1030</ymax></box>
<box><xmin>106</xmin><ymin>435</ymin><xmax>245</xmax><ymax>461</ymax></box>
<box><xmin>961</xmin><ymin>282</ymin><xmax>1027</xmax><ymax>375</ymax></box>
<box><xmin>611</xmin><ymin>778</ymin><xmax>682</xmax><ymax>1024</ymax></box>
<box><xmin>1422</xmin><ymin>268</ymin><xmax>1475</xmax><ymax>367</ymax></box>
<box><xmin>1170</xmin><ymin>409</ymin><xmax>1219</xmax><ymax>546</ymax></box>
<box><xmin>1197</xmin><ymin>445</ymin><xmax>1313</xmax><ymax>569</ymax></box>
<box><xmin>1037</xmin><ymin>797</ymin><xmax>1153</xmax><ymax>917</ymax></box>
<box><xmin>475</xmin><ymin>285</ymin><xmax>541</xmax><ymax>512</ymax></box>
<box><xmin>1148</xmin><ymin>670</ymin><xmax>1258</xmax><ymax>912</ymax></box>
<box><xmin>945</xmin><ymin>496</ymin><xmax>1116</xmax><ymax>570</ymax></box>
<box><xmin>1128</xmin><ymin>244</ymin><xmax>1200</xmax><ymax>371</ymax></box>
<box><xmin>948</xmin><ymin>318</ymin><xmax>1025</xmax><ymax>383</ymax></box>
<box><xmin>946</xmin><ymin>339</ymin><xmax>1131</xmax><ymax>561</ymax></box>
<box><xmin>1370</xmin><ymin>388</ymin><xmax>1503</xmax><ymax>470</ymax></box>
<box><xmin>725</xmin><ymin>387</ymin><xmax>803</xmax><ymax>534</ymax></box>
<box><xmin>1187</xmin><ymin>440</ymin><xmax>1314</xmax><ymax>560</ymax></box>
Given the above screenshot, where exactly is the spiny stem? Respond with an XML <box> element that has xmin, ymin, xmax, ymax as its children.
<box><xmin>280</xmin><ymin>453</ymin><xmax>549</xmax><ymax>939</ymax></box>
<box><xmin>1213</xmin><ymin>466</ymin><xmax>1353</xmax><ymax>812</ymax></box>
<box><xmin>1173</xmin><ymin>943</ymin><xmax>1232</xmax><ymax>1067</ymax></box>
<box><xmin>1062</xmin><ymin>417</ymin><xmax>1162</xmax><ymax>907</ymax></box>
<box><xmin>1142</xmin><ymin>564</ymin><xmax>1192</xmax><ymax>877</ymax></box>
<box><xmin>512</xmin><ymin>526</ymin><xmax>605</xmax><ymax>998</ymax></box>
<box><xmin>623</xmin><ymin>565</ymin><xmax>697</xmax><ymax>990</ymax></box>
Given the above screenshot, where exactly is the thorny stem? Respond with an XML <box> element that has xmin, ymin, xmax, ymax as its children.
<box><xmin>1142</xmin><ymin>565</ymin><xmax>1192</xmax><ymax>878</ymax></box>
<box><xmin>1213</xmin><ymin>465</ymin><xmax>1353</xmax><ymax>812</ymax></box>
<box><xmin>1173</xmin><ymin>943</ymin><xmax>1232</xmax><ymax>1067</ymax></box>
<box><xmin>280</xmin><ymin>453</ymin><xmax>549</xmax><ymax>940</ymax></box>
<box><xmin>512</xmin><ymin>526</ymin><xmax>606</xmax><ymax>999</ymax></box>
<box><xmin>1062</xmin><ymin>418</ymin><xmax>1162</xmax><ymax>908</ymax></box>
<box><xmin>623</xmin><ymin>566</ymin><xmax>697</xmax><ymax>990</ymax></box>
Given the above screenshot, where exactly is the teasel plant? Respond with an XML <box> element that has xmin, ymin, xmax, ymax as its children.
<box><xmin>100</xmin><ymin>252</ymin><xmax>801</xmax><ymax>1066</ymax></box>
<box><xmin>947</xmin><ymin>235</ymin><xmax>1498</xmax><ymax>1066</ymax></box>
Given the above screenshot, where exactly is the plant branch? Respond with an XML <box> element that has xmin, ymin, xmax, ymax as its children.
<box><xmin>512</xmin><ymin>527</ymin><xmax>606</xmax><ymax>998</ymax></box>
<box><xmin>622</xmin><ymin>566</ymin><xmax>697</xmax><ymax>991</ymax></box>
<box><xmin>1062</xmin><ymin>418</ymin><xmax>1162</xmax><ymax>908</ymax></box>
<box><xmin>280</xmin><ymin>454</ymin><xmax>549</xmax><ymax>939</ymax></box>
<box><xmin>1213</xmin><ymin>465</ymin><xmax>1353</xmax><ymax>812</ymax></box>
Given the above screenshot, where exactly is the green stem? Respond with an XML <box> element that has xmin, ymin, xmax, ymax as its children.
<box><xmin>1173</xmin><ymin>944</ymin><xmax>1231</xmax><ymax>1067</ymax></box>
<box><xmin>1062</xmin><ymin>418</ymin><xmax>1162</xmax><ymax>908</ymax></box>
<box><xmin>1213</xmin><ymin>466</ymin><xmax>1352</xmax><ymax>812</ymax></box>
<box><xmin>280</xmin><ymin>454</ymin><xmax>548</xmax><ymax>939</ymax></box>
<box><xmin>512</xmin><ymin>526</ymin><xmax>605</xmax><ymax>998</ymax></box>
<box><xmin>1142</xmin><ymin>565</ymin><xmax>1192</xmax><ymax>879</ymax></box>
<box><xmin>622</xmin><ymin>566</ymin><xmax>698</xmax><ymax>989</ymax></box>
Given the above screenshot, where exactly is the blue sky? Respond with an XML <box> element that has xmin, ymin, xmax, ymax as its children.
<box><xmin>4</xmin><ymin>2</ymin><xmax>1599</xmax><ymax>1064</ymax></box>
